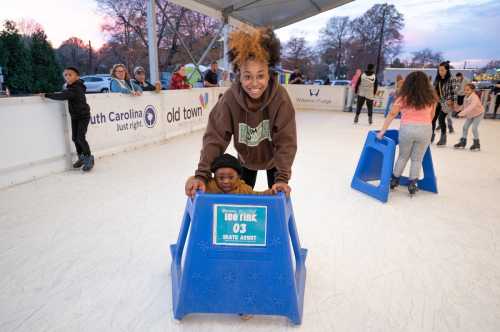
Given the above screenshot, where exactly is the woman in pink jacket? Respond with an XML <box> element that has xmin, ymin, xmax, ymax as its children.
<box><xmin>454</xmin><ymin>83</ymin><xmax>484</xmax><ymax>151</ymax></box>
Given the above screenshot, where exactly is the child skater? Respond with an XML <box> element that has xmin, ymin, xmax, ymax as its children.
<box><xmin>376</xmin><ymin>71</ymin><xmax>438</xmax><ymax>196</ymax></box>
<box><xmin>40</xmin><ymin>67</ymin><xmax>94</xmax><ymax>171</ymax></box>
<box><xmin>200</xmin><ymin>153</ymin><xmax>288</xmax><ymax>195</ymax></box>
<box><xmin>453</xmin><ymin>83</ymin><xmax>484</xmax><ymax>151</ymax></box>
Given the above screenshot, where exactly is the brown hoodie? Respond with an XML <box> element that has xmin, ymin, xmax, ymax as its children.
<box><xmin>195</xmin><ymin>76</ymin><xmax>297</xmax><ymax>183</ymax></box>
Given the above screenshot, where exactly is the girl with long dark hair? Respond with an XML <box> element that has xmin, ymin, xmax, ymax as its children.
<box><xmin>432</xmin><ymin>61</ymin><xmax>457</xmax><ymax>146</ymax></box>
<box><xmin>377</xmin><ymin>71</ymin><xmax>438</xmax><ymax>196</ymax></box>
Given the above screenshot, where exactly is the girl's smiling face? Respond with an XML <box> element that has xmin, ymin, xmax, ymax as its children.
<box><xmin>240</xmin><ymin>60</ymin><xmax>269</xmax><ymax>100</ymax></box>
<box><xmin>464</xmin><ymin>85</ymin><xmax>474</xmax><ymax>96</ymax></box>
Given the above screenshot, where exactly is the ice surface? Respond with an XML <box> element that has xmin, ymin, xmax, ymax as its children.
<box><xmin>1</xmin><ymin>111</ymin><xmax>500</xmax><ymax>332</ymax></box>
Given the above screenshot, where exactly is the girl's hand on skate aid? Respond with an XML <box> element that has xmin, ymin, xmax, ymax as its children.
<box><xmin>185</xmin><ymin>176</ymin><xmax>206</xmax><ymax>198</ymax></box>
<box><xmin>376</xmin><ymin>131</ymin><xmax>385</xmax><ymax>141</ymax></box>
<box><xmin>272</xmin><ymin>182</ymin><xmax>291</xmax><ymax>197</ymax></box>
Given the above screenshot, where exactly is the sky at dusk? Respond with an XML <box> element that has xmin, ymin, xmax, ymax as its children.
<box><xmin>1</xmin><ymin>0</ymin><xmax>499</xmax><ymax>68</ymax></box>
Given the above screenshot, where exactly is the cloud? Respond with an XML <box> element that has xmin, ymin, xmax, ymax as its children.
<box><xmin>0</xmin><ymin>0</ymin><xmax>106</xmax><ymax>48</ymax></box>
<box><xmin>276</xmin><ymin>0</ymin><xmax>500</xmax><ymax>66</ymax></box>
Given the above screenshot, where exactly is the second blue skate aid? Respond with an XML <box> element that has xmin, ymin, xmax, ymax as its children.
<box><xmin>170</xmin><ymin>192</ymin><xmax>307</xmax><ymax>324</ymax></box>
<box><xmin>351</xmin><ymin>129</ymin><xmax>438</xmax><ymax>203</ymax></box>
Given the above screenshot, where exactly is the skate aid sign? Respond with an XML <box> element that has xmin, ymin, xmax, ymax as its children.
<box><xmin>213</xmin><ymin>204</ymin><xmax>267</xmax><ymax>246</ymax></box>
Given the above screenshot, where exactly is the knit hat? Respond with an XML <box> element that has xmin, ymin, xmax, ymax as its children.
<box><xmin>211</xmin><ymin>154</ymin><xmax>242</xmax><ymax>175</ymax></box>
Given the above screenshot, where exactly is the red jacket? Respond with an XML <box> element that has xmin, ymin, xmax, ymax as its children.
<box><xmin>170</xmin><ymin>73</ymin><xmax>190</xmax><ymax>90</ymax></box>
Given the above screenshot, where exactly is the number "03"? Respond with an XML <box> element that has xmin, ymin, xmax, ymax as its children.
<box><xmin>232</xmin><ymin>223</ymin><xmax>247</xmax><ymax>234</ymax></box>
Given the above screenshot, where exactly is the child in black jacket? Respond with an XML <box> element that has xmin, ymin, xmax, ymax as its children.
<box><xmin>41</xmin><ymin>67</ymin><xmax>94</xmax><ymax>171</ymax></box>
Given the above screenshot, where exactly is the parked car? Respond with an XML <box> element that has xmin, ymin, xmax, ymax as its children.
<box><xmin>80</xmin><ymin>75</ymin><xmax>112</xmax><ymax>93</ymax></box>
<box><xmin>331</xmin><ymin>80</ymin><xmax>351</xmax><ymax>86</ymax></box>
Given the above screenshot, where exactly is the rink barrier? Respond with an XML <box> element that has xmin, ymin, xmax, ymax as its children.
<box><xmin>170</xmin><ymin>192</ymin><xmax>307</xmax><ymax>324</ymax></box>
<box><xmin>0</xmin><ymin>85</ymin><xmax>348</xmax><ymax>189</ymax></box>
<box><xmin>351</xmin><ymin>129</ymin><xmax>438</xmax><ymax>203</ymax></box>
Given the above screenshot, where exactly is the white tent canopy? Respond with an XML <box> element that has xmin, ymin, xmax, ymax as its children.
<box><xmin>168</xmin><ymin>0</ymin><xmax>353</xmax><ymax>29</ymax></box>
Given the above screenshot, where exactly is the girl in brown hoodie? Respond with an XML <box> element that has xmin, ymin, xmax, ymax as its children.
<box><xmin>185</xmin><ymin>28</ymin><xmax>297</xmax><ymax>197</ymax></box>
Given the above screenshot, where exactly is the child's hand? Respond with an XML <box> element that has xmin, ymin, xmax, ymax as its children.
<box><xmin>185</xmin><ymin>176</ymin><xmax>206</xmax><ymax>198</ymax></box>
<box><xmin>376</xmin><ymin>131</ymin><xmax>385</xmax><ymax>140</ymax></box>
<box><xmin>133</xmin><ymin>91</ymin><xmax>142</xmax><ymax>96</ymax></box>
<box><xmin>272</xmin><ymin>182</ymin><xmax>291</xmax><ymax>197</ymax></box>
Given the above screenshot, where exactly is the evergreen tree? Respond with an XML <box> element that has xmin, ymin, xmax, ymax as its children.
<box><xmin>30</xmin><ymin>29</ymin><xmax>62</xmax><ymax>93</ymax></box>
<box><xmin>0</xmin><ymin>21</ymin><xmax>33</xmax><ymax>94</ymax></box>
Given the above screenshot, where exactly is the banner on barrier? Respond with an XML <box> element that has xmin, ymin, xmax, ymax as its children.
<box><xmin>285</xmin><ymin>85</ymin><xmax>347</xmax><ymax>111</ymax></box>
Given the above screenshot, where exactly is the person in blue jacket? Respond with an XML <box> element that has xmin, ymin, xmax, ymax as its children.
<box><xmin>109</xmin><ymin>64</ymin><xmax>142</xmax><ymax>95</ymax></box>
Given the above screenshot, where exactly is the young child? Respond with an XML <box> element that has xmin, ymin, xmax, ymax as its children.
<box><xmin>199</xmin><ymin>153</ymin><xmax>289</xmax><ymax>195</ymax></box>
<box><xmin>376</xmin><ymin>71</ymin><xmax>438</xmax><ymax>195</ymax></box>
<box><xmin>40</xmin><ymin>67</ymin><xmax>95</xmax><ymax>172</ymax></box>
<box><xmin>453</xmin><ymin>83</ymin><xmax>484</xmax><ymax>151</ymax></box>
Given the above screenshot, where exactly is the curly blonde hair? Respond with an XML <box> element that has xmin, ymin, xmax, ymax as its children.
<box><xmin>228</xmin><ymin>27</ymin><xmax>280</xmax><ymax>71</ymax></box>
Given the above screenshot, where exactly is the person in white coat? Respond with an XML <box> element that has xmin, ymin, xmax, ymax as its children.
<box><xmin>354</xmin><ymin>64</ymin><xmax>378</xmax><ymax>125</ymax></box>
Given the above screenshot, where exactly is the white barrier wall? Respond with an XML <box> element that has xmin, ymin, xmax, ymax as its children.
<box><xmin>1</xmin><ymin>84</ymin><xmax>350</xmax><ymax>189</ymax></box>
<box><xmin>0</xmin><ymin>88</ymin><xmax>227</xmax><ymax>189</ymax></box>
<box><xmin>284</xmin><ymin>85</ymin><xmax>347</xmax><ymax>111</ymax></box>
<box><xmin>0</xmin><ymin>96</ymin><xmax>71</xmax><ymax>189</ymax></box>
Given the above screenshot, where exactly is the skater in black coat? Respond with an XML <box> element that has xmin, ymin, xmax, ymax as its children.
<box><xmin>40</xmin><ymin>67</ymin><xmax>95</xmax><ymax>171</ymax></box>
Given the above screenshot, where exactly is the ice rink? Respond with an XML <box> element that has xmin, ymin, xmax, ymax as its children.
<box><xmin>1</xmin><ymin>110</ymin><xmax>500</xmax><ymax>332</ymax></box>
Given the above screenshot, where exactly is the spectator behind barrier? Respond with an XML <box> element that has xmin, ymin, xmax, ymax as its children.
<box><xmin>204</xmin><ymin>61</ymin><xmax>219</xmax><ymax>87</ymax></box>
<box><xmin>169</xmin><ymin>65</ymin><xmax>192</xmax><ymax>90</ymax></box>
<box><xmin>219</xmin><ymin>70</ymin><xmax>232</xmax><ymax>88</ymax></box>
<box><xmin>109</xmin><ymin>64</ymin><xmax>142</xmax><ymax>96</ymax></box>
<box><xmin>132</xmin><ymin>66</ymin><xmax>161</xmax><ymax>93</ymax></box>
<box><xmin>289</xmin><ymin>68</ymin><xmax>304</xmax><ymax>84</ymax></box>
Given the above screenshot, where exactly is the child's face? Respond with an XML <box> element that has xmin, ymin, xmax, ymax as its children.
<box><xmin>135</xmin><ymin>71</ymin><xmax>146</xmax><ymax>82</ymax></box>
<box><xmin>64</xmin><ymin>70</ymin><xmax>79</xmax><ymax>85</ymax></box>
<box><xmin>240</xmin><ymin>60</ymin><xmax>269</xmax><ymax>100</ymax></box>
<box><xmin>214</xmin><ymin>168</ymin><xmax>239</xmax><ymax>193</ymax></box>
<box><xmin>464</xmin><ymin>85</ymin><xmax>473</xmax><ymax>96</ymax></box>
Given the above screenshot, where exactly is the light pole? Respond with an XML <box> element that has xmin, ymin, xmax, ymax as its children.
<box><xmin>375</xmin><ymin>3</ymin><xmax>388</xmax><ymax>80</ymax></box>
<box><xmin>147</xmin><ymin>0</ymin><xmax>159</xmax><ymax>83</ymax></box>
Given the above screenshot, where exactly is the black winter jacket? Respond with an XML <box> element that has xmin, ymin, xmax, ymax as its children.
<box><xmin>46</xmin><ymin>80</ymin><xmax>91</xmax><ymax>119</ymax></box>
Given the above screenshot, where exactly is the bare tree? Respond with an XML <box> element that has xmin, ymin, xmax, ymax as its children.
<box><xmin>319</xmin><ymin>16</ymin><xmax>350</xmax><ymax>79</ymax></box>
<box><xmin>410</xmin><ymin>48</ymin><xmax>444</xmax><ymax>68</ymax></box>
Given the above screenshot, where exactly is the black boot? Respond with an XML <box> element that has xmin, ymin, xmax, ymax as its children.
<box><xmin>431</xmin><ymin>132</ymin><xmax>435</xmax><ymax>143</ymax></box>
<box><xmin>408</xmin><ymin>179</ymin><xmax>418</xmax><ymax>196</ymax></box>
<box><xmin>470</xmin><ymin>139</ymin><xmax>480</xmax><ymax>152</ymax></box>
<box><xmin>73</xmin><ymin>154</ymin><xmax>85</xmax><ymax>168</ymax></box>
<box><xmin>82</xmin><ymin>155</ymin><xmax>95</xmax><ymax>172</ymax></box>
<box><xmin>390</xmin><ymin>175</ymin><xmax>400</xmax><ymax>190</ymax></box>
<box><xmin>454</xmin><ymin>138</ymin><xmax>466</xmax><ymax>149</ymax></box>
<box><xmin>436</xmin><ymin>134</ymin><xmax>447</xmax><ymax>147</ymax></box>
<box><xmin>354</xmin><ymin>114</ymin><xmax>359</xmax><ymax>124</ymax></box>
<box><xmin>448</xmin><ymin>124</ymin><xmax>454</xmax><ymax>134</ymax></box>
<box><xmin>368</xmin><ymin>116</ymin><xmax>373</xmax><ymax>125</ymax></box>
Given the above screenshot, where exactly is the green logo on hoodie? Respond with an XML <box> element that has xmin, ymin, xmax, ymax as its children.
<box><xmin>238</xmin><ymin>120</ymin><xmax>272</xmax><ymax>147</ymax></box>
